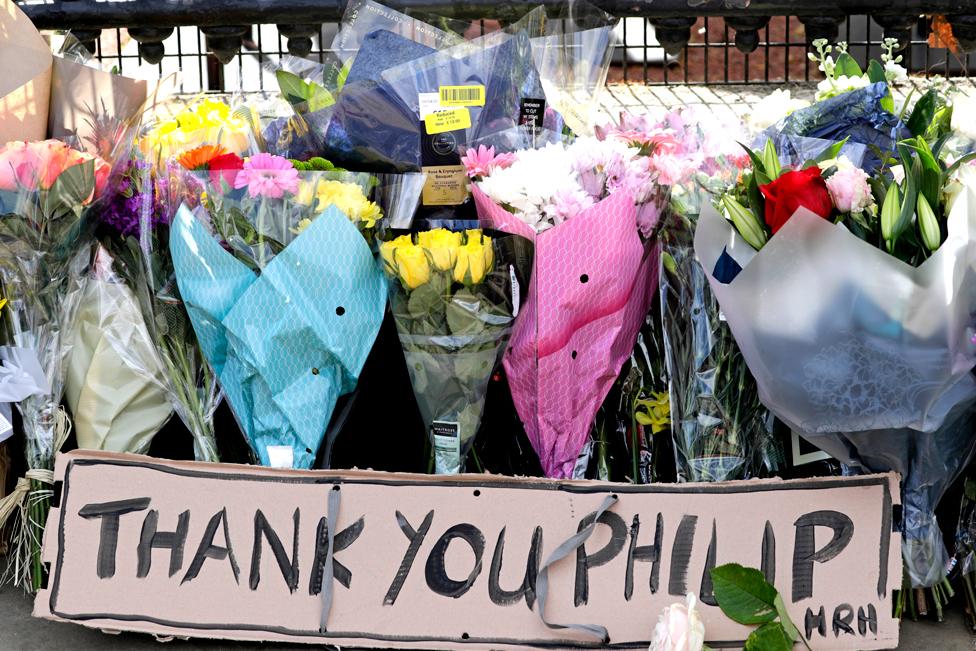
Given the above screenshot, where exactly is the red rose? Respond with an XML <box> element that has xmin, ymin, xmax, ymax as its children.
<box><xmin>758</xmin><ymin>166</ymin><xmax>833</xmax><ymax>234</ymax></box>
<box><xmin>208</xmin><ymin>153</ymin><xmax>245</xmax><ymax>189</ymax></box>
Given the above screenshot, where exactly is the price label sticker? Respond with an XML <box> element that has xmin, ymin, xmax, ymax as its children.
<box><xmin>439</xmin><ymin>85</ymin><xmax>485</xmax><ymax>107</ymax></box>
<box><xmin>424</xmin><ymin>107</ymin><xmax>471</xmax><ymax>135</ymax></box>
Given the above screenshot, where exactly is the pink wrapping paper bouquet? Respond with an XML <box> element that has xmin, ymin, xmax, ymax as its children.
<box><xmin>465</xmin><ymin>113</ymin><xmax>701</xmax><ymax>478</ymax></box>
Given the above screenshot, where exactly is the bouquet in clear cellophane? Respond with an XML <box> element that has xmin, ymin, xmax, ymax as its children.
<box><xmin>380</xmin><ymin>226</ymin><xmax>532</xmax><ymax>474</ymax></box>
<box><xmin>0</xmin><ymin>138</ymin><xmax>115</xmax><ymax>591</ymax></box>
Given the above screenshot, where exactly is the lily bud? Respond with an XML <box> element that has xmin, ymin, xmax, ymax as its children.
<box><xmin>916</xmin><ymin>193</ymin><xmax>942</xmax><ymax>252</ymax></box>
<box><xmin>721</xmin><ymin>195</ymin><xmax>768</xmax><ymax>251</ymax></box>
<box><xmin>762</xmin><ymin>139</ymin><xmax>781</xmax><ymax>181</ymax></box>
<box><xmin>881</xmin><ymin>182</ymin><xmax>901</xmax><ymax>243</ymax></box>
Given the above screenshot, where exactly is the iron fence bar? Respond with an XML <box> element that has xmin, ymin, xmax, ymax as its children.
<box><xmin>18</xmin><ymin>0</ymin><xmax>976</xmax><ymax>29</ymax></box>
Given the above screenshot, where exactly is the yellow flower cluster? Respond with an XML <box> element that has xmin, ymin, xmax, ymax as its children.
<box><xmin>635</xmin><ymin>391</ymin><xmax>671</xmax><ymax>434</ymax></box>
<box><xmin>380</xmin><ymin>229</ymin><xmax>494</xmax><ymax>289</ymax></box>
<box><xmin>140</xmin><ymin>99</ymin><xmax>252</xmax><ymax>160</ymax></box>
<box><xmin>296</xmin><ymin>179</ymin><xmax>382</xmax><ymax>228</ymax></box>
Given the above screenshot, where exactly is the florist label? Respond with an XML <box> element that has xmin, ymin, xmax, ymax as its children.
<box><xmin>424</xmin><ymin>107</ymin><xmax>471</xmax><ymax>135</ymax></box>
<box><xmin>36</xmin><ymin>451</ymin><xmax>901</xmax><ymax>650</ymax></box>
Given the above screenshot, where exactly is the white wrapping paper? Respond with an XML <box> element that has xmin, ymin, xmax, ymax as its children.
<box><xmin>695</xmin><ymin>185</ymin><xmax>976</xmax><ymax>587</ymax></box>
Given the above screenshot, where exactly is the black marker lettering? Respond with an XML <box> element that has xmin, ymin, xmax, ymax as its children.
<box><xmin>857</xmin><ymin>604</ymin><xmax>877</xmax><ymax>635</ymax></box>
<box><xmin>384</xmin><ymin>510</ymin><xmax>433</xmax><ymax>605</ymax></box>
<box><xmin>181</xmin><ymin>508</ymin><xmax>240</xmax><ymax>584</ymax></box>
<box><xmin>250</xmin><ymin>508</ymin><xmax>300</xmax><ymax>592</ymax></box>
<box><xmin>761</xmin><ymin>520</ymin><xmax>776</xmax><ymax>585</ymax></box>
<box><xmin>699</xmin><ymin>520</ymin><xmax>718</xmax><ymax>606</ymax></box>
<box><xmin>805</xmin><ymin>606</ymin><xmax>827</xmax><ymax>639</ymax></box>
<box><xmin>137</xmin><ymin>509</ymin><xmax>189</xmax><ymax>578</ymax></box>
<box><xmin>425</xmin><ymin>523</ymin><xmax>485</xmax><ymax>599</ymax></box>
<box><xmin>833</xmin><ymin>603</ymin><xmax>855</xmax><ymax>636</ymax></box>
<box><xmin>78</xmin><ymin>497</ymin><xmax>151</xmax><ymax>579</ymax></box>
<box><xmin>574</xmin><ymin>509</ymin><xmax>627</xmax><ymax>606</ymax></box>
<box><xmin>625</xmin><ymin>513</ymin><xmax>663</xmax><ymax>601</ymax></box>
<box><xmin>792</xmin><ymin>510</ymin><xmax>854</xmax><ymax>602</ymax></box>
<box><xmin>487</xmin><ymin>526</ymin><xmax>542</xmax><ymax>609</ymax></box>
<box><xmin>668</xmin><ymin>515</ymin><xmax>699</xmax><ymax>596</ymax></box>
<box><xmin>309</xmin><ymin>516</ymin><xmax>365</xmax><ymax>595</ymax></box>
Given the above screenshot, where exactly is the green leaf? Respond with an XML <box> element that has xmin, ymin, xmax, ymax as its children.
<box><xmin>813</xmin><ymin>137</ymin><xmax>850</xmax><ymax>164</ymax></box>
<box><xmin>305</xmin><ymin>82</ymin><xmax>336</xmax><ymax>113</ymax></box>
<box><xmin>446</xmin><ymin>289</ymin><xmax>486</xmax><ymax>336</ymax></box>
<box><xmin>835</xmin><ymin>52</ymin><xmax>863</xmax><ymax>78</ymax></box>
<box><xmin>773</xmin><ymin>593</ymin><xmax>800</xmax><ymax>642</ymax></box>
<box><xmin>336</xmin><ymin>58</ymin><xmax>353</xmax><ymax>91</ymax></box>
<box><xmin>741</xmin><ymin>143</ymin><xmax>771</xmax><ymax>185</ymax></box>
<box><xmin>49</xmin><ymin>159</ymin><xmax>95</xmax><ymax>208</ymax></box>
<box><xmin>710</xmin><ymin>563</ymin><xmax>778</xmax><ymax>626</ymax></box>
<box><xmin>907</xmin><ymin>90</ymin><xmax>938</xmax><ymax>138</ymax></box>
<box><xmin>275</xmin><ymin>70</ymin><xmax>310</xmax><ymax>107</ymax></box>
<box><xmin>407</xmin><ymin>282</ymin><xmax>442</xmax><ymax>319</ymax></box>
<box><xmin>946</xmin><ymin>152</ymin><xmax>976</xmax><ymax>178</ymax></box>
<box><xmin>744</xmin><ymin>622</ymin><xmax>794</xmax><ymax>651</ymax></box>
<box><xmin>867</xmin><ymin>59</ymin><xmax>887</xmax><ymax>84</ymax></box>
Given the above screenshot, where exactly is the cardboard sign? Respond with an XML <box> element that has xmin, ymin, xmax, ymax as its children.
<box><xmin>36</xmin><ymin>451</ymin><xmax>901</xmax><ymax>649</ymax></box>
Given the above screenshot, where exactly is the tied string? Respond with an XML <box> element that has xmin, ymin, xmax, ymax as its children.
<box><xmin>319</xmin><ymin>483</ymin><xmax>341</xmax><ymax>633</ymax></box>
<box><xmin>0</xmin><ymin>406</ymin><xmax>72</xmax><ymax>532</ymax></box>
<box><xmin>533</xmin><ymin>494</ymin><xmax>618</xmax><ymax>643</ymax></box>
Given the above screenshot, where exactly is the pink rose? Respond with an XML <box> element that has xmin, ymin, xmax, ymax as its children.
<box><xmin>0</xmin><ymin>140</ymin><xmax>110</xmax><ymax>203</ymax></box>
<box><xmin>824</xmin><ymin>165</ymin><xmax>873</xmax><ymax>215</ymax></box>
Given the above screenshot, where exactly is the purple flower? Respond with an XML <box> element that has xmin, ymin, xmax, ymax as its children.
<box><xmin>101</xmin><ymin>160</ymin><xmax>169</xmax><ymax>238</ymax></box>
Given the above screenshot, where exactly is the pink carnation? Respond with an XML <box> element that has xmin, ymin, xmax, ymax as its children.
<box><xmin>233</xmin><ymin>153</ymin><xmax>299</xmax><ymax>199</ymax></box>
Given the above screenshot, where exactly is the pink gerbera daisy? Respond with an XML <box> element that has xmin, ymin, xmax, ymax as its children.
<box><xmin>460</xmin><ymin>145</ymin><xmax>515</xmax><ymax>179</ymax></box>
<box><xmin>233</xmin><ymin>153</ymin><xmax>300</xmax><ymax>199</ymax></box>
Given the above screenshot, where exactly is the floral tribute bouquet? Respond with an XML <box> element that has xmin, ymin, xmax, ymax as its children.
<box><xmin>696</xmin><ymin>125</ymin><xmax>976</xmax><ymax>599</ymax></box>
<box><xmin>0</xmin><ymin>139</ymin><xmax>110</xmax><ymax>591</ymax></box>
<box><xmin>93</xmin><ymin>155</ymin><xmax>221</xmax><ymax>462</ymax></box>
<box><xmin>753</xmin><ymin>39</ymin><xmax>948</xmax><ymax>174</ymax></box>
<box><xmin>633</xmin><ymin>107</ymin><xmax>778</xmax><ymax>483</ymax></box>
<box><xmin>468</xmin><ymin>125</ymin><xmax>672</xmax><ymax>478</ymax></box>
<box><xmin>380</xmin><ymin>227</ymin><xmax>532</xmax><ymax>474</ymax></box>
<box><xmin>171</xmin><ymin>150</ymin><xmax>423</xmax><ymax>469</ymax></box>
<box><xmin>140</xmin><ymin>98</ymin><xmax>254</xmax><ymax>162</ymax></box>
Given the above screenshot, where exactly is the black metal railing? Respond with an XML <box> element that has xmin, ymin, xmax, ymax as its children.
<box><xmin>16</xmin><ymin>0</ymin><xmax>976</xmax><ymax>91</ymax></box>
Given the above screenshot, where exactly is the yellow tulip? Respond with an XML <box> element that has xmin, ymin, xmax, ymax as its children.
<box><xmin>394</xmin><ymin>244</ymin><xmax>431</xmax><ymax>289</ymax></box>
<box><xmin>453</xmin><ymin>236</ymin><xmax>494</xmax><ymax>285</ymax></box>
<box><xmin>418</xmin><ymin>229</ymin><xmax>462</xmax><ymax>271</ymax></box>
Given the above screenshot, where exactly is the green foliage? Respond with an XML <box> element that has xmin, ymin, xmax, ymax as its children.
<box><xmin>906</xmin><ymin>90</ymin><xmax>938</xmax><ymax>138</ymax></box>
<box><xmin>275</xmin><ymin>70</ymin><xmax>335</xmax><ymax>113</ymax></box>
<box><xmin>835</xmin><ymin>52</ymin><xmax>863</xmax><ymax>78</ymax></box>
<box><xmin>710</xmin><ymin>564</ymin><xmax>778</xmax><ymax>625</ymax></box>
<box><xmin>710</xmin><ymin>563</ymin><xmax>808</xmax><ymax>651</ymax></box>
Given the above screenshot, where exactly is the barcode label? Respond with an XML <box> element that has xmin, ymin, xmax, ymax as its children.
<box><xmin>439</xmin><ymin>85</ymin><xmax>485</xmax><ymax>107</ymax></box>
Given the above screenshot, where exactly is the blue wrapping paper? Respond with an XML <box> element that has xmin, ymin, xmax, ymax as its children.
<box><xmin>170</xmin><ymin>204</ymin><xmax>386</xmax><ymax>468</ymax></box>
<box><xmin>325</xmin><ymin>29</ymin><xmax>559</xmax><ymax>171</ymax></box>
<box><xmin>764</xmin><ymin>82</ymin><xmax>909</xmax><ymax>172</ymax></box>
